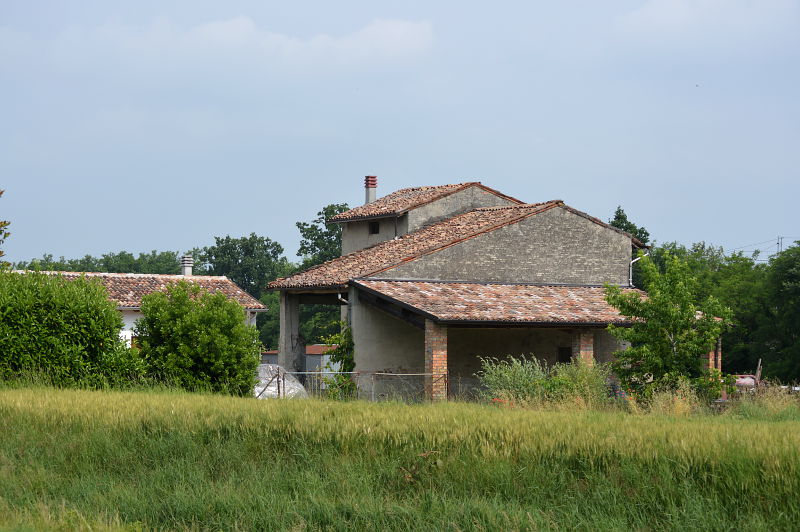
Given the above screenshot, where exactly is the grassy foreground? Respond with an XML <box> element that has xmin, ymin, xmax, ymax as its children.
<box><xmin>1</xmin><ymin>388</ymin><xmax>799</xmax><ymax>531</ymax></box>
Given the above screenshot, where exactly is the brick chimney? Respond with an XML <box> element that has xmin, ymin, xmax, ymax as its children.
<box><xmin>364</xmin><ymin>175</ymin><xmax>377</xmax><ymax>205</ymax></box>
<box><xmin>180</xmin><ymin>255</ymin><xmax>194</xmax><ymax>276</ymax></box>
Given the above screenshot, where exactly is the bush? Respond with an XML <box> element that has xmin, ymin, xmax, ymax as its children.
<box><xmin>135</xmin><ymin>281</ymin><xmax>260</xmax><ymax>395</ymax></box>
<box><xmin>476</xmin><ymin>356</ymin><xmax>611</xmax><ymax>408</ymax></box>
<box><xmin>0</xmin><ymin>271</ymin><xmax>126</xmax><ymax>385</ymax></box>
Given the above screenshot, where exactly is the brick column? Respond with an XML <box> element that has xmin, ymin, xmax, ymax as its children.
<box><xmin>424</xmin><ymin>319</ymin><xmax>448</xmax><ymax>401</ymax></box>
<box><xmin>571</xmin><ymin>330</ymin><xmax>594</xmax><ymax>366</ymax></box>
<box><xmin>707</xmin><ymin>338</ymin><xmax>722</xmax><ymax>372</ymax></box>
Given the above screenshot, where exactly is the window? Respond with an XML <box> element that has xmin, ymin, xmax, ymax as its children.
<box><xmin>368</xmin><ymin>221</ymin><xmax>380</xmax><ymax>235</ymax></box>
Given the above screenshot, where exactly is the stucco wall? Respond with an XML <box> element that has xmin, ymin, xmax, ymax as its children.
<box><xmin>407</xmin><ymin>186</ymin><xmax>518</xmax><ymax>232</ymax></box>
<box><xmin>340</xmin><ymin>186</ymin><xmax>518</xmax><ymax>255</ymax></box>
<box><xmin>379</xmin><ymin>206</ymin><xmax>632</xmax><ymax>285</ymax></box>
<box><xmin>341</xmin><ymin>215</ymin><xmax>408</xmax><ymax>255</ymax></box>
<box><xmin>350</xmin><ymin>287</ymin><xmax>425</xmax><ymax>373</ymax></box>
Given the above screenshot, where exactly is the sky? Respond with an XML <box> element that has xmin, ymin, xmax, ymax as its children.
<box><xmin>2</xmin><ymin>0</ymin><xmax>799</xmax><ymax>264</ymax></box>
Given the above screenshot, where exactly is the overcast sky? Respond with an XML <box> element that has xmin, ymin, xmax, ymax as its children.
<box><xmin>2</xmin><ymin>1</ymin><xmax>799</xmax><ymax>264</ymax></box>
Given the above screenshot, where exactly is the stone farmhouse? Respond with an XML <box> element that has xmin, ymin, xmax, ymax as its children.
<box><xmin>269</xmin><ymin>178</ymin><xmax>646</xmax><ymax>400</ymax></box>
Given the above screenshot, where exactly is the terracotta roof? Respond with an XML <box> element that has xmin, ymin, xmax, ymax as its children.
<box><xmin>354</xmin><ymin>279</ymin><xmax>641</xmax><ymax>324</ymax></box>
<box><xmin>330</xmin><ymin>182</ymin><xmax>524</xmax><ymax>222</ymax></box>
<box><xmin>269</xmin><ymin>201</ymin><xmax>563</xmax><ymax>290</ymax></box>
<box><xmin>29</xmin><ymin>271</ymin><xmax>266</xmax><ymax>309</ymax></box>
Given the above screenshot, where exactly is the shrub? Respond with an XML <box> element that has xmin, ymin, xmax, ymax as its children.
<box><xmin>0</xmin><ymin>271</ymin><xmax>126</xmax><ymax>385</ymax></box>
<box><xmin>321</xmin><ymin>323</ymin><xmax>357</xmax><ymax>399</ymax></box>
<box><xmin>134</xmin><ymin>281</ymin><xmax>260</xmax><ymax>395</ymax></box>
<box><xmin>476</xmin><ymin>356</ymin><xmax>611</xmax><ymax>408</ymax></box>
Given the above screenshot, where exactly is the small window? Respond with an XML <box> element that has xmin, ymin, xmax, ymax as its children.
<box><xmin>368</xmin><ymin>221</ymin><xmax>380</xmax><ymax>235</ymax></box>
<box><xmin>557</xmin><ymin>347</ymin><xmax>572</xmax><ymax>364</ymax></box>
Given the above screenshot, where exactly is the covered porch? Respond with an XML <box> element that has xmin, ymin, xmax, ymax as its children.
<box><xmin>351</xmin><ymin>279</ymin><xmax>638</xmax><ymax>400</ymax></box>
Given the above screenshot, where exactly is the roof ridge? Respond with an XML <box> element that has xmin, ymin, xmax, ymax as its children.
<box><xmin>475</xmin><ymin>200</ymin><xmax>562</xmax><ymax>211</ymax></box>
<box><xmin>20</xmin><ymin>270</ymin><xmax>229</xmax><ymax>280</ymax></box>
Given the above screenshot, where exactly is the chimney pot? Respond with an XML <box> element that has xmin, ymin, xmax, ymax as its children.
<box><xmin>364</xmin><ymin>175</ymin><xmax>377</xmax><ymax>204</ymax></box>
<box><xmin>180</xmin><ymin>255</ymin><xmax>194</xmax><ymax>276</ymax></box>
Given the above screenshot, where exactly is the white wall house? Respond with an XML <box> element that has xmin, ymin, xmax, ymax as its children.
<box><xmin>40</xmin><ymin>262</ymin><xmax>266</xmax><ymax>346</ymax></box>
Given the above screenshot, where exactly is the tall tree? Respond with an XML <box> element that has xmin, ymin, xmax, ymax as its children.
<box><xmin>296</xmin><ymin>203</ymin><xmax>349</xmax><ymax>269</ymax></box>
<box><xmin>609</xmin><ymin>206</ymin><xmax>650</xmax><ymax>245</ymax></box>
<box><xmin>605</xmin><ymin>253</ymin><xmax>731</xmax><ymax>398</ymax></box>
<box><xmin>757</xmin><ymin>242</ymin><xmax>800</xmax><ymax>380</ymax></box>
<box><xmin>0</xmin><ymin>190</ymin><xmax>10</xmax><ymax>269</ymax></box>
<box><xmin>192</xmin><ymin>233</ymin><xmax>292</xmax><ymax>301</ymax></box>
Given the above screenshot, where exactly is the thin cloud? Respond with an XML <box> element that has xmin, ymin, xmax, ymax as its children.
<box><xmin>45</xmin><ymin>16</ymin><xmax>433</xmax><ymax>73</ymax></box>
<box><xmin>618</xmin><ymin>0</ymin><xmax>800</xmax><ymax>51</ymax></box>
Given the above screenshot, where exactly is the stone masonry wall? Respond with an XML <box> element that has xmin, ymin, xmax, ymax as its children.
<box><xmin>407</xmin><ymin>186</ymin><xmax>518</xmax><ymax>232</ymax></box>
<box><xmin>378</xmin><ymin>206</ymin><xmax>632</xmax><ymax>286</ymax></box>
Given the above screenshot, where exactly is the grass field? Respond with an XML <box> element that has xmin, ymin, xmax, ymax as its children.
<box><xmin>1</xmin><ymin>387</ymin><xmax>799</xmax><ymax>531</ymax></box>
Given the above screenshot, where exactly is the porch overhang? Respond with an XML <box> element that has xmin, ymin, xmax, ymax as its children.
<box><xmin>350</xmin><ymin>278</ymin><xmax>639</xmax><ymax>328</ymax></box>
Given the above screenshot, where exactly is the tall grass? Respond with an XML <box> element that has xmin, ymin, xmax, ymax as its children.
<box><xmin>0</xmin><ymin>387</ymin><xmax>798</xmax><ymax>530</ymax></box>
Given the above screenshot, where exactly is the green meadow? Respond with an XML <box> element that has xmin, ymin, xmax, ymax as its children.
<box><xmin>1</xmin><ymin>387</ymin><xmax>798</xmax><ymax>531</ymax></box>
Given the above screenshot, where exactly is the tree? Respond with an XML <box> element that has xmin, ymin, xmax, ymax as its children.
<box><xmin>192</xmin><ymin>233</ymin><xmax>291</xmax><ymax>301</ymax></box>
<box><xmin>293</xmin><ymin>204</ymin><xmax>350</xmax><ymax>345</ymax></box>
<box><xmin>609</xmin><ymin>206</ymin><xmax>650</xmax><ymax>245</ymax></box>
<box><xmin>605</xmin><ymin>253</ymin><xmax>731</xmax><ymax>398</ymax></box>
<box><xmin>296</xmin><ymin>203</ymin><xmax>349</xmax><ymax>269</ymax></box>
<box><xmin>135</xmin><ymin>281</ymin><xmax>260</xmax><ymax>395</ymax></box>
<box><xmin>15</xmin><ymin>250</ymin><xmax>181</xmax><ymax>274</ymax></box>
<box><xmin>0</xmin><ymin>271</ymin><xmax>132</xmax><ymax>385</ymax></box>
<box><xmin>0</xmin><ymin>190</ymin><xmax>10</xmax><ymax>269</ymax></box>
<box><xmin>757</xmin><ymin>242</ymin><xmax>800</xmax><ymax>380</ymax></box>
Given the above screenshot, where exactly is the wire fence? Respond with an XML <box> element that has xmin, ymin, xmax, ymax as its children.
<box><xmin>255</xmin><ymin>365</ymin><xmax>473</xmax><ymax>402</ymax></box>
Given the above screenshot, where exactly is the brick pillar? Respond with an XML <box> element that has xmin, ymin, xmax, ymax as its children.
<box><xmin>571</xmin><ymin>330</ymin><xmax>594</xmax><ymax>366</ymax></box>
<box><xmin>708</xmin><ymin>337</ymin><xmax>722</xmax><ymax>372</ymax></box>
<box><xmin>424</xmin><ymin>319</ymin><xmax>448</xmax><ymax>401</ymax></box>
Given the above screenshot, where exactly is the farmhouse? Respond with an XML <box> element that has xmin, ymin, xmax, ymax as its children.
<box><xmin>36</xmin><ymin>256</ymin><xmax>266</xmax><ymax>345</ymax></box>
<box><xmin>269</xmin><ymin>178</ymin><xmax>647</xmax><ymax>399</ymax></box>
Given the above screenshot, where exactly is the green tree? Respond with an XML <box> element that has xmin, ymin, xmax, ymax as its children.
<box><xmin>294</xmin><ymin>204</ymin><xmax>350</xmax><ymax>345</ymax></box>
<box><xmin>0</xmin><ymin>271</ymin><xmax>131</xmax><ymax>385</ymax></box>
<box><xmin>192</xmin><ymin>233</ymin><xmax>291</xmax><ymax>300</ymax></box>
<box><xmin>609</xmin><ymin>206</ymin><xmax>650</xmax><ymax>245</ymax></box>
<box><xmin>647</xmin><ymin>242</ymin><xmax>768</xmax><ymax>375</ymax></box>
<box><xmin>605</xmin><ymin>253</ymin><xmax>731</xmax><ymax>398</ymax></box>
<box><xmin>296</xmin><ymin>203</ymin><xmax>349</xmax><ymax>269</ymax></box>
<box><xmin>15</xmin><ymin>250</ymin><xmax>181</xmax><ymax>274</ymax></box>
<box><xmin>757</xmin><ymin>242</ymin><xmax>800</xmax><ymax>380</ymax></box>
<box><xmin>135</xmin><ymin>281</ymin><xmax>260</xmax><ymax>395</ymax></box>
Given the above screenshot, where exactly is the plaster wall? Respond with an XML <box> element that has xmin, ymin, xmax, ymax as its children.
<box><xmin>380</xmin><ymin>207</ymin><xmax>632</xmax><ymax>285</ymax></box>
<box><xmin>340</xmin><ymin>186</ymin><xmax>518</xmax><ymax>255</ymax></box>
<box><xmin>118</xmin><ymin>309</ymin><xmax>141</xmax><ymax>346</ymax></box>
<box><xmin>341</xmin><ymin>215</ymin><xmax>408</xmax><ymax>255</ymax></box>
<box><xmin>350</xmin><ymin>287</ymin><xmax>425</xmax><ymax>373</ymax></box>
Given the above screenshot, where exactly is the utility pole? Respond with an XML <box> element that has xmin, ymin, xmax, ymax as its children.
<box><xmin>778</xmin><ymin>236</ymin><xmax>784</xmax><ymax>254</ymax></box>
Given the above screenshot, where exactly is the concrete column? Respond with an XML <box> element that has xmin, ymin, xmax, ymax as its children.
<box><xmin>278</xmin><ymin>291</ymin><xmax>305</xmax><ymax>372</ymax></box>
<box><xmin>571</xmin><ymin>330</ymin><xmax>595</xmax><ymax>366</ymax></box>
<box><xmin>424</xmin><ymin>319</ymin><xmax>448</xmax><ymax>401</ymax></box>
